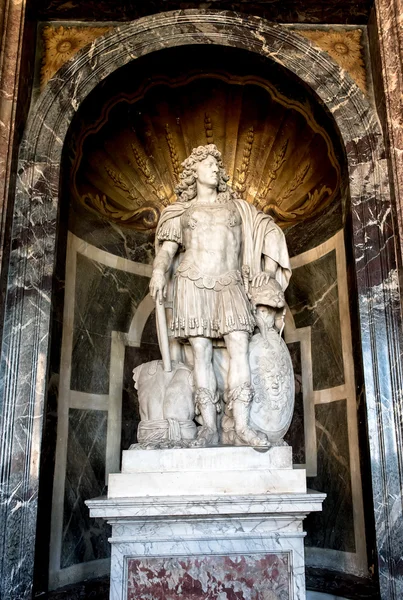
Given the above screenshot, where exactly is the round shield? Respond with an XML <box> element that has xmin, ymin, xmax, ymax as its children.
<box><xmin>249</xmin><ymin>330</ymin><xmax>295</xmax><ymax>442</ymax></box>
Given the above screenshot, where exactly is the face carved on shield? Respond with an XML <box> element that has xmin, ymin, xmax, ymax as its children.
<box><xmin>253</xmin><ymin>354</ymin><xmax>290</xmax><ymax>411</ymax></box>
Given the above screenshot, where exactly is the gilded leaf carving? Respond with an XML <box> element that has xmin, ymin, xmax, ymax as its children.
<box><xmin>131</xmin><ymin>145</ymin><xmax>168</xmax><ymax>205</ymax></box>
<box><xmin>234</xmin><ymin>127</ymin><xmax>255</xmax><ymax>194</ymax></box>
<box><xmin>82</xmin><ymin>192</ymin><xmax>161</xmax><ymax>230</ymax></box>
<box><xmin>256</xmin><ymin>139</ymin><xmax>289</xmax><ymax>208</ymax></box>
<box><xmin>165</xmin><ymin>124</ymin><xmax>181</xmax><ymax>182</ymax></box>
<box><xmin>279</xmin><ymin>162</ymin><xmax>311</xmax><ymax>203</ymax></box>
<box><xmin>105</xmin><ymin>164</ymin><xmax>139</xmax><ymax>204</ymax></box>
<box><xmin>266</xmin><ymin>185</ymin><xmax>332</xmax><ymax>222</ymax></box>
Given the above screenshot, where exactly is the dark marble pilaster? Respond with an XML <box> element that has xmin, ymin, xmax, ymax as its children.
<box><xmin>0</xmin><ymin>0</ymin><xmax>36</xmax><ymax>319</ymax></box>
<box><xmin>0</xmin><ymin>164</ymin><xmax>57</xmax><ymax>599</ymax></box>
<box><xmin>0</xmin><ymin>8</ymin><xmax>37</xmax><ymax>594</ymax></box>
<box><xmin>0</xmin><ymin>0</ymin><xmax>26</xmax><ymax>272</ymax></box>
<box><xmin>0</xmin><ymin>9</ymin><xmax>47</xmax><ymax>596</ymax></box>
<box><xmin>371</xmin><ymin>1</ymin><xmax>403</xmax><ymax>264</ymax></box>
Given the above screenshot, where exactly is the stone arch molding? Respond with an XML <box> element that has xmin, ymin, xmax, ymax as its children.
<box><xmin>1</xmin><ymin>9</ymin><xmax>402</xmax><ymax>599</ymax></box>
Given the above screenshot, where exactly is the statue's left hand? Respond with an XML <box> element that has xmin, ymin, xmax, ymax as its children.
<box><xmin>251</xmin><ymin>272</ymin><xmax>272</xmax><ymax>288</ymax></box>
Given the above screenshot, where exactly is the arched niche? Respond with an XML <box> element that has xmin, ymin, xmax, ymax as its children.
<box><xmin>0</xmin><ymin>10</ymin><xmax>402</xmax><ymax>600</ymax></box>
<box><xmin>51</xmin><ymin>46</ymin><xmax>353</xmax><ymax>592</ymax></box>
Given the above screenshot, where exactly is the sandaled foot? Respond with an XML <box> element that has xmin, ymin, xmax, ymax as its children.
<box><xmin>234</xmin><ymin>427</ymin><xmax>269</xmax><ymax>447</ymax></box>
<box><xmin>190</xmin><ymin>426</ymin><xmax>219</xmax><ymax>447</ymax></box>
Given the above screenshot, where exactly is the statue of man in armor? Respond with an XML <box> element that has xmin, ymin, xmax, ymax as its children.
<box><xmin>149</xmin><ymin>144</ymin><xmax>291</xmax><ymax>447</ymax></box>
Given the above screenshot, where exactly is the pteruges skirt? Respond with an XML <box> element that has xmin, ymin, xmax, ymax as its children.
<box><xmin>170</xmin><ymin>263</ymin><xmax>255</xmax><ymax>339</ymax></box>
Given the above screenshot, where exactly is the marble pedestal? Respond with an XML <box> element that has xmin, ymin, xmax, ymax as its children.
<box><xmin>87</xmin><ymin>447</ymin><xmax>325</xmax><ymax>600</ymax></box>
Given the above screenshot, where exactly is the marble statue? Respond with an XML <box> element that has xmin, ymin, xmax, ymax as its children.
<box><xmin>136</xmin><ymin>144</ymin><xmax>293</xmax><ymax>449</ymax></box>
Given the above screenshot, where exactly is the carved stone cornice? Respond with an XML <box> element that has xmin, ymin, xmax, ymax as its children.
<box><xmin>0</xmin><ymin>1</ymin><xmax>30</xmax><ymax>596</ymax></box>
<box><xmin>299</xmin><ymin>28</ymin><xmax>367</xmax><ymax>93</ymax></box>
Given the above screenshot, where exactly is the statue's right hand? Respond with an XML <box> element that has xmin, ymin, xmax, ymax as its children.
<box><xmin>149</xmin><ymin>271</ymin><xmax>167</xmax><ymax>304</ymax></box>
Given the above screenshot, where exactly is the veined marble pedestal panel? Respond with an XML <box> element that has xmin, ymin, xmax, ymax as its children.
<box><xmin>87</xmin><ymin>447</ymin><xmax>324</xmax><ymax>600</ymax></box>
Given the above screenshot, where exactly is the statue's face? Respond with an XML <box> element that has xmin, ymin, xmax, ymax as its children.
<box><xmin>195</xmin><ymin>155</ymin><xmax>219</xmax><ymax>189</ymax></box>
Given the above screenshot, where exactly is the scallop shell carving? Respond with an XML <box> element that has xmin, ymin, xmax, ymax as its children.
<box><xmin>71</xmin><ymin>72</ymin><xmax>341</xmax><ymax>230</ymax></box>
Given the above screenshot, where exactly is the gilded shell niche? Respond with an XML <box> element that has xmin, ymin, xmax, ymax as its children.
<box><xmin>71</xmin><ymin>72</ymin><xmax>341</xmax><ymax>231</ymax></box>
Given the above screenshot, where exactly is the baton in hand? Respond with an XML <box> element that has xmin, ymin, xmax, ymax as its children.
<box><xmin>155</xmin><ymin>291</ymin><xmax>172</xmax><ymax>372</ymax></box>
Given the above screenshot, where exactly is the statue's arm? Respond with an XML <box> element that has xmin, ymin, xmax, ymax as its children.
<box><xmin>149</xmin><ymin>240</ymin><xmax>179</xmax><ymax>304</ymax></box>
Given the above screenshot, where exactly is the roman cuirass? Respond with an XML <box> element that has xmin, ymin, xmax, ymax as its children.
<box><xmin>183</xmin><ymin>200</ymin><xmax>241</xmax><ymax>231</ymax></box>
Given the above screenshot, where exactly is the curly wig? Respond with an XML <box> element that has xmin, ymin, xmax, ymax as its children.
<box><xmin>175</xmin><ymin>144</ymin><xmax>233</xmax><ymax>203</ymax></box>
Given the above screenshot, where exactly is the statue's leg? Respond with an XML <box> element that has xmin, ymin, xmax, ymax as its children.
<box><xmin>224</xmin><ymin>331</ymin><xmax>268</xmax><ymax>447</ymax></box>
<box><xmin>189</xmin><ymin>336</ymin><xmax>220</xmax><ymax>447</ymax></box>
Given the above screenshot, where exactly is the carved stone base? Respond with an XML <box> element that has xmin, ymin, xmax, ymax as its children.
<box><xmin>87</xmin><ymin>491</ymin><xmax>325</xmax><ymax>600</ymax></box>
<box><xmin>108</xmin><ymin>446</ymin><xmax>307</xmax><ymax>497</ymax></box>
<box><xmin>87</xmin><ymin>447</ymin><xmax>324</xmax><ymax>599</ymax></box>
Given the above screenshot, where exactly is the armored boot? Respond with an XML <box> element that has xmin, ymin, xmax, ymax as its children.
<box><xmin>229</xmin><ymin>383</ymin><xmax>268</xmax><ymax>447</ymax></box>
<box><xmin>191</xmin><ymin>387</ymin><xmax>220</xmax><ymax>447</ymax></box>
<box><xmin>221</xmin><ymin>412</ymin><xmax>237</xmax><ymax>445</ymax></box>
